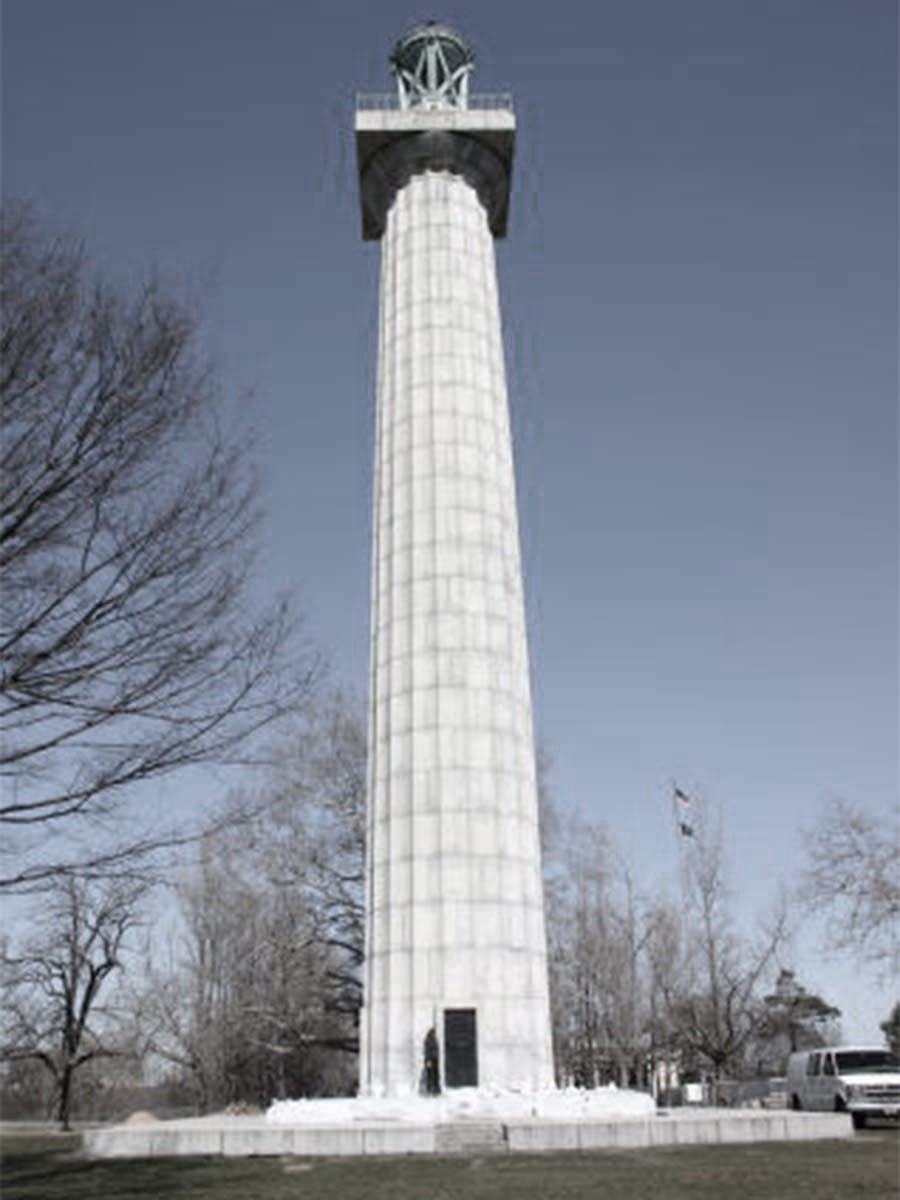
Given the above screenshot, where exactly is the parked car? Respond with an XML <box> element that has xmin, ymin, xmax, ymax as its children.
<box><xmin>786</xmin><ymin>1046</ymin><xmax>900</xmax><ymax>1129</ymax></box>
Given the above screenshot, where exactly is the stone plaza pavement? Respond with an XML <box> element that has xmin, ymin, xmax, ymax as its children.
<box><xmin>84</xmin><ymin>1108</ymin><xmax>852</xmax><ymax>1158</ymax></box>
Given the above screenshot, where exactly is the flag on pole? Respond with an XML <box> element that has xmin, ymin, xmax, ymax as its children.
<box><xmin>673</xmin><ymin>786</ymin><xmax>695</xmax><ymax>837</ymax></box>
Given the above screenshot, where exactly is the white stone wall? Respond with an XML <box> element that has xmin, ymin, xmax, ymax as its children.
<box><xmin>360</xmin><ymin>168</ymin><xmax>554</xmax><ymax>1097</ymax></box>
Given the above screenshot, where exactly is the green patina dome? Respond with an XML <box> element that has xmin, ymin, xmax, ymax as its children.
<box><xmin>390</xmin><ymin>21</ymin><xmax>474</xmax><ymax>78</ymax></box>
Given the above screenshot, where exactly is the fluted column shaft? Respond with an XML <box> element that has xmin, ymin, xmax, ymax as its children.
<box><xmin>359</xmin><ymin>161</ymin><xmax>553</xmax><ymax>1098</ymax></box>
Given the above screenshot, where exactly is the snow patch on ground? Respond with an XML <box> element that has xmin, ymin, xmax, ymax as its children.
<box><xmin>267</xmin><ymin>1086</ymin><xmax>655</xmax><ymax>1125</ymax></box>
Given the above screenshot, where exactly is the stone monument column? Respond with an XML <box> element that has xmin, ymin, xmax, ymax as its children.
<box><xmin>356</xmin><ymin>22</ymin><xmax>554</xmax><ymax>1098</ymax></box>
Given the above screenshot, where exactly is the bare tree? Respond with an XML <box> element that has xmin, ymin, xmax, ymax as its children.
<box><xmin>263</xmin><ymin>690</ymin><xmax>366</xmax><ymax>1028</ymax></box>
<box><xmin>643</xmin><ymin>896</ymin><xmax>686</xmax><ymax>1093</ymax></box>
<box><xmin>545</xmin><ymin>788</ymin><xmax>792</xmax><ymax>1095</ymax></box>
<box><xmin>545</xmin><ymin>816</ymin><xmax>610</xmax><ymax>1087</ymax></box>
<box><xmin>660</xmin><ymin>821</ymin><xmax>788</xmax><ymax>1087</ymax></box>
<box><xmin>0</xmin><ymin>203</ymin><xmax>318</xmax><ymax>889</ymax></box>
<box><xmin>143</xmin><ymin>846</ymin><xmax>347</xmax><ymax>1110</ymax></box>
<box><xmin>802</xmin><ymin>798</ymin><xmax>899</xmax><ymax>973</ymax></box>
<box><xmin>1</xmin><ymin>873</ymin><xmax>148</xmax><ymax>1128</ymax></box>
<box><xmin>546</xmin><ymin>813</ymin><xmax>658</xmax><ymax>1089</ymax></box>
<box><xmin>141</xmin><ymin>692</ymin><xmax>365</xmax><ymax>1108</ymax></box>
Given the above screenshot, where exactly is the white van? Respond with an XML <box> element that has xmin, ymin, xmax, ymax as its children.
<box><xmin>786</xmin><ymin>1046</ymin><xmax>900</xmax><ymax>1129</ymax></box>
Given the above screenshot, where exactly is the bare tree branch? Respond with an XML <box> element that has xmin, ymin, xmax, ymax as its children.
<box><xmin>802</xmin><ymin>798</ymin><xmax>899</xmax><ymax>974</ymax></box>
<box><xmin>0</xmin><ymin>202</ymin><xmax>321</xmax><ymax>887</ymax></box>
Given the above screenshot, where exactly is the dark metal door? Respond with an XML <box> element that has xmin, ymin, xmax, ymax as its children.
<box><xmin>444</xmin><ymin>1008</ymin><xmax>478</xmax><ymax>1088</ymax></box>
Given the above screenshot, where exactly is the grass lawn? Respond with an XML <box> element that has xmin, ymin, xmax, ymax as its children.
<box><xmin>1</xmin><ymin>1126</ymin><xmax>897</xmax><ymax>1200</ymax></box>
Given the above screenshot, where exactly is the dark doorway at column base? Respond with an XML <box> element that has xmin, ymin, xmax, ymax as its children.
<box><xmin>444</xmin><ymin>1008</ymin><xmax>478</xmax><ymax>1088</ymax></box>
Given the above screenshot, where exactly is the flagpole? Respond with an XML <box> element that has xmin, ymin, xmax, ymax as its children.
<box><xmin>669</xmin><ymin>781</ymin><xmax>698</xmax><ymax>1102</ymax></box>
<box><xmin>671</xmin><ymin>782</ymin><xmax>696</xmax><ymax>976</ymax></box>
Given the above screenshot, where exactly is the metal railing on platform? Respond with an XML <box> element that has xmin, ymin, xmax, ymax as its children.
<box><xmin>356</xmin><ymin>93</ymin><xmax>513</xmax><ymax>112</ymax></box>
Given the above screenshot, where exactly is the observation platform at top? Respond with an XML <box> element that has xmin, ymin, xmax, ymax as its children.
<box><xmin>354</xmin><ymin>93</ymin><xmax>516</xmax><ymax>241</ymax></box>
<box><xmin>356</xmin><ymin>93</ymin><xmax>513</xmax><ymax>111</ymax></box>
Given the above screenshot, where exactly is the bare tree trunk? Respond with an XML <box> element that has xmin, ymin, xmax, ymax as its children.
<box><xmin>56</xmin><ymin>1063</ymin><xmax>73</xmax><ymax>1131</ymax></box>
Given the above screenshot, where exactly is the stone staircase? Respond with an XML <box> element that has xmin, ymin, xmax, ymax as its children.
<box><xmin>434</xmin><ymin>1121</ymin><xmax>508</xmax><ymax>1155</ymax></box>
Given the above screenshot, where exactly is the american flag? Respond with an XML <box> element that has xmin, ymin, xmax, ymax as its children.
<box><xmin>673</xmin><ymin>786</ymin><xmax>695</xmax><ymax>837</ymax></box>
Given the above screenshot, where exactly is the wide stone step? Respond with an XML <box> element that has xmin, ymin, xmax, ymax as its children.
<box><xmin>434</xmin><ymin>1120</ymin><xmax>508</xmax><ymax>1154</ymax></box>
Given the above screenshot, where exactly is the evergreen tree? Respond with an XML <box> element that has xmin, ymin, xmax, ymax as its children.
<box><xmin>754</xmin><ymin>968</ymin><xmax>841</xmax><ymax>1074</ymax></box>
<box><xmin>879</xmin><ymin>1002</ymin><xmax>900</xmax><ymax>1057</ymax></box>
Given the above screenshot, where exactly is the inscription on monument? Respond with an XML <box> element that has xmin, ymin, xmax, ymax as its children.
<box><xmin>444</xmin><ymin>1008</ymin><xmax>478</xmax><ymax>1088</ymax></box>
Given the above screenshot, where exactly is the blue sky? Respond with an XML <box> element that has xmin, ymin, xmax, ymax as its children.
<box><xmin>3</xmin><ymin>1</ymin><xmax>896</xmax><ymax>1040</ymax></box>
